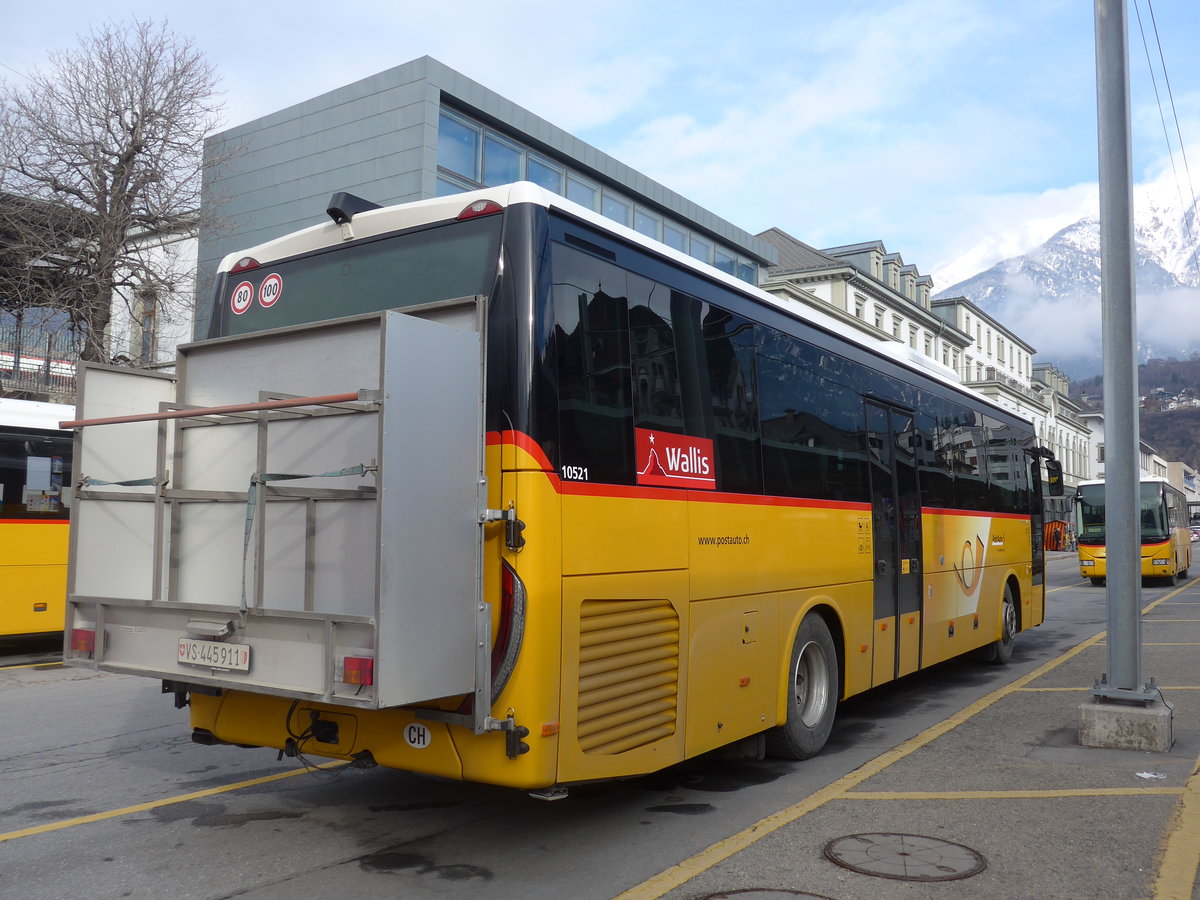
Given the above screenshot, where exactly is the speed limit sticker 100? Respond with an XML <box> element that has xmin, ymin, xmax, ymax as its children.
<box><xmin>258</xmin><ymin>273</ymin><xmax>283</xmax><ymax>308</ymax></box>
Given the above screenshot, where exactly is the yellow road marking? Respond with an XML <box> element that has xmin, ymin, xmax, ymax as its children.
<box><xmin>1017</xmin><ymin>691</ymin><xmax>1200</xmax><ymax>696</ymax></box>
<box><xmin>844</xmin><ymin>788</ymin><xmax>1183</xmax><ymax>800</ymax></box>
<box><xmin>0</xmin><ymin>662</ymin><xmax>63</xmax><ymax>671</ymax></box>
<box><xmin>0</xmin><ymin>760</ymin><xmax>346</xmax><ymax>843</ymax></box>
<box><xmin>1018</xmin><ymin>686</ymin><xmax>1089</xmax><ymax>692</ymax></box>
<box><xmin>1153</xmin><ymin>760</ymin><xmax>1200</xmax><ymax>900</ymax></box>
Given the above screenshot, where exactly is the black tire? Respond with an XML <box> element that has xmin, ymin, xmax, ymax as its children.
<box><xmin>1089</xmin><ymin>577</ymin><xmax>1105</xmax><ymax>586</ymax></box>
<box><xmin>766</xmin><ymin>613</ymin><xmax>838</xmax><ymax>760</ymax></box>
<box><xmin>981</xmin><ymin>581</ymin><xmax>1017</xmax><ymax>665</ymax></box>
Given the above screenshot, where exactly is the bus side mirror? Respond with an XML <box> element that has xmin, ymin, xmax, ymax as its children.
<box><xmin>1045</xmin><ymin>460</ymin><xmax>1064</xmax><ymax>496</ymax></box>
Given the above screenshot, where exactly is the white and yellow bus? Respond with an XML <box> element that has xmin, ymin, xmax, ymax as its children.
<box><xmin>1075</xmin><ymin>477</ymin><xmax>1191</xmax><ymax>584</ymax></box>
<box><xmin>65</xmin><ymin>183</ymin><xmax>1060</xmax><ymax>792</ymax></box>
<box><xmin>1</xmin><ymin>397</ymin><xmax>73</xmax><ymax>637</ymax></box>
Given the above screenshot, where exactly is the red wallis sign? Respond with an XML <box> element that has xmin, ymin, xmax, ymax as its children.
<box><xmin>635</xmin><ymin>428</ymin><xmax>716</xmax><ymax>490</ymax></box>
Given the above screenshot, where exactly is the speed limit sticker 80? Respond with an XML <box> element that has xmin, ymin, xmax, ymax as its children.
<box><xmin>230</xmin><ymin>281</ymin><xmax>254</xmax><ymax>315</ymax></box>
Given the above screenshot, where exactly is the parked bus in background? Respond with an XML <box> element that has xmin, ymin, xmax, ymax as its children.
<box><xmin>1</xmin><ymin>397</ymin><xmax>73</xmax><ymax>636</ymax></box>
<box><xmin>1075</xmin><ymin>477</ymin><xmax>1192</xmax><ymax>585</ymax></box>
<box><xmin>65</xmin><ymin>183</ymin><xmax>1062</xmax><ymax>793</ymax></box>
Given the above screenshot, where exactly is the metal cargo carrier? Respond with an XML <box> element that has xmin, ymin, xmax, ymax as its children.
<box><xmin>66</xmin><ymin>300</ymin><xmax>494</xmax><ymax>719</ymax></box>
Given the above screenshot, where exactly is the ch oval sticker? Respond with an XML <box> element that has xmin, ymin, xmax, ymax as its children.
<box><xmin>405</xmin><ymin>723</ymin><xmax>432</xmax><ymax>749</ymax></box>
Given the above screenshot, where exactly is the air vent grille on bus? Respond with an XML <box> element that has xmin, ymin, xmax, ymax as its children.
<box><xmin>577</xmin><ymin>599</ymin><xmax>679</xmax><ymax>755</ymax></box>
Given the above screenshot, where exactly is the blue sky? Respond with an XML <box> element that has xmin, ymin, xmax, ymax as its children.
<box><xmin>3</xmin><ymin>0</ymin><xmax>1199</xmax><ymax>290</ymax></box>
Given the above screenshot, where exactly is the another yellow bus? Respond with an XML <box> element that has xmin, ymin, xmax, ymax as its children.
<box><xmin>1075</xmin><ymin>477</ymin><xmax>1192</xmax><ymax>585</ymax></box>
<box><xmin>1</xmin><ymin>397</ymin><xmax>73</xmax><ymax>636</ymax></box>
<box><xmin>65</xmin><ymin>183</ymin><xmax>1060</xmax><ymax>793</ymax></box>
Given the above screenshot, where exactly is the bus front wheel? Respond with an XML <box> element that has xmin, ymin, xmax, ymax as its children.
<box><xmin>766</xmin><ymin>613</ymin><xmax>838</xmax><ymax>760</ymax></box>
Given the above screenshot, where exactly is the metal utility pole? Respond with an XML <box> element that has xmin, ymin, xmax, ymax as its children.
<box><xmin>1080</xmin><ymin>0</ymin><xmax>1168</xmax><ymax>753</ymax></box>
<box><xmin>1091</xmin><ymin>0</ymin><xmax>1153</xmax><ymax>702</ymax></box>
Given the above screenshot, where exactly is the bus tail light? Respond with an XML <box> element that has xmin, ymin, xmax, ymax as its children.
<box><xmin>342</xmin><ymin>656</ymin><xmax>374</xmax><ymax>685</ymax></box>
<box><xmin>71</xmin><ymin>628</ymin><xmax>96</xmax><ymax>654</ymax></box>
<box><xmin>491</xmin><ymin>562</ymin><xmax>526</xmax><ymax>698</ymax></box>
<box><xmin>457</xmin><ymin>199</ymin><xmax>503</xmax><ymax>221</ymax></box>
<box><xmin>228</xmin><ymin>256</ymin><xmax>261</xmax><ymax>274</ymax></box>
<box><xmin>453</xmin><ymin>562</ymin><xmax>526</xmax><ymax>716</ymax></box>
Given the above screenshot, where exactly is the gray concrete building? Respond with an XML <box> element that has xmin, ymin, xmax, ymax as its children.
<box><xmin>197</xmin><ymin>55</ymin><xmax>776</xmax><ymax>338</ymax></box>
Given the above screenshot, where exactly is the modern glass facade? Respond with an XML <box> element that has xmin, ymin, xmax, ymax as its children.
<box><xmin>436</xmin><ymin>108</ymin><xmax>759</xmax><ymax>285</ymax></box>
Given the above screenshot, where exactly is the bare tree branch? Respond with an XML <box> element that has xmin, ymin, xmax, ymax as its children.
<box><xmin>0</xmin><ymin>18</ymin><xmax>235</xmax><ymax>363</ymax></box>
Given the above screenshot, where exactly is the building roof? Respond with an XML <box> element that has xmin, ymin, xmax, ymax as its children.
<box><xmin>756</xmin><ymin>227</ymin><xmax>845</xmax><ymax>274</ymax></box>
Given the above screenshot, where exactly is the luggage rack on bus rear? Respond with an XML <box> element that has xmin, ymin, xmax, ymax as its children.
<box><xmin>64</xmin><ymin>307</ymin><xmax>491</xmax><ymax>728</ymax></box>
<box><xmin>65</xmin><ymin>390</ymin><xmax>382</xmax><ymax>614</ymax></box>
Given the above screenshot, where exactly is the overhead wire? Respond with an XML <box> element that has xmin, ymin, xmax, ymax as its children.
<box><xmin>1132</xmin><ymin>0</ymin><xmax>1200</xmax><ymax>281</ymax></box>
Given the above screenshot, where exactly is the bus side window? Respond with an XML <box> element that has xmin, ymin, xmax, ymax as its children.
<box><xmin>701</xmin><ymin>305</ymin><xmax>761</xmax><ymax>495</ymax></box>
<box><xmin>915</xmin><ymin>405</ymin><xmax>954</xmax><ymax>509</ymax></box>
<box><xmin>757</xmin><ymin>331</ymin><xmax>867</xmax><ymax>502</ymax></box>
<box><xmin>952</xmin><ymin>411</ymin><xmax>990</xmax><ymax>511</ymax></box>
<box><xmin>552</xmin><ymin>243</ymin><xmax>634</xmax><ymax>485</ymax></box>
<box><xmin>628</xmin><ymin>273</ymin><xmax>684</xmax><ymax>436</ymax></box>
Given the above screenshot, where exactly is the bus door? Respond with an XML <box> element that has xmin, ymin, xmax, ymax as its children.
<box><xmin>865</xmin><ymin>400</ymin><xmax>922</xmax><ymax>684</ymax></box>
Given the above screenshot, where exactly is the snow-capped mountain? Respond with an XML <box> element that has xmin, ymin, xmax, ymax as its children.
<box><xmin>935</xmin><ymin>175</ymin><xmax>1200</xmax><ymax>380</ymax></box>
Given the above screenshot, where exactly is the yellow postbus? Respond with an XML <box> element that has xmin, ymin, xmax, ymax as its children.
<box><xmin>65</xmin><ymin>183</ymin><xmax>1059</xmax><ymax>794</ymax></box>
<box><xmin>1075</xmin><ymin>477</ymin><xmax>1192</xmax><ymax>585</ymax></box>
<box><xmin>1</xmin><ymin>397</ymin><xmax>73</xmax><ymax>637</ymax></box>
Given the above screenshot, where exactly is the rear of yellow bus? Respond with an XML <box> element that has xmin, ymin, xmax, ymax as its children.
<box><xmin>1</xmin><ymin>418</ymin><xmax>71</xmax><ymax>636</ymax></box>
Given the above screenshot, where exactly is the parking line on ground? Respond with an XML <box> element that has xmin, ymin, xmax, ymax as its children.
<box><xmin>0</xmin><ymin>760</ymin><xmax>346</xmax><ymax>844</ymax></box>
<box><xmin>844</xmin><ymin>788</ymin><xmax>1183</xmax><ymax>800</ymax></box>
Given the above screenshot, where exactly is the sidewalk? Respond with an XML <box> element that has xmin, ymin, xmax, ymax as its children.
<box><xmin>631</xmin><ymin>553</ymin><xmax>1200</xmax><ymax>900</ymax></box>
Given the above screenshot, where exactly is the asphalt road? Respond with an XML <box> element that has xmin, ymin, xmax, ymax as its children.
<box><xmin>0</xmin><ymin>553</ymin><xmax>1152</xmax><ymax>900</ymax></box>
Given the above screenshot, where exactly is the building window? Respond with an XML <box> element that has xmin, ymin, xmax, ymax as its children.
<box><xmin>601</xmin><ymin>191</ymin><xmax>632</xmax><ymax>227</ymax></box>
<box><xmin>689</xmin><ymin>234</ymin><xmax>713</xmax><ymax>265</ymax></box>
<box><xmin>892</xmin><ymin>315</ymin><xmax>902</xmax><ymax>338</ymax></box>
<box><xmin>634</xmin><ymin>207</ymin><xmax>661</xmax><ymax>241</ymax></box>
<box><xmin>715</xmin><ymin>248</ymin><xmax>736</xmax><ymax>276</ymax></box>
<box><xmin>566</xmin><ymin>174</ymin><xmax>600</xmax><ymax>211</ymax></box>
<box><xmin>437</xmin><ymin>111</ymin><xmax>480</xmax><ymax>181</ymax></box>
<box><xmin>854</xmin><ymin>295</ymin><xmax>865</xmax><ymax>319</ymax></box>
<box><xmin>663</xmin><ymin>223</ymin><xmax>687</xmax><ymax>253</ymax></box>
<box><xmin>908</xmin><ymin>324</ymin><xmax>918</xmax><ymax>349</ymax></box>
<box><xmin>873</xmin><ymin>307</ymin><xmax>884</xmax><ymax>329</ymax></box>
<box><xmin>527</xmin><ymin>154</ymin><xmax>563</xmax><ymax>193</ymax></box>
<box><xmin>483</xmin><ymin>133</ymin><xmax>522</xmax><ymax>187</ymax></box>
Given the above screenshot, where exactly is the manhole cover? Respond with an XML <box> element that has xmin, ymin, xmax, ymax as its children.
<box><xmin>697</xmin><ymin>891</ymin><xmax>834</xmax><ymax>899</ymax></box>
<box><xmin>823</xmin><ymin>832</ymin><xmax>986</xmax><ymax>882</ymax></box>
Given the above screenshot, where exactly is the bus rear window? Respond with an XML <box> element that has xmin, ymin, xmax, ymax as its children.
<box><xmin>0</xmin><ymin>428</ymin><xmax>71</xmax><ymax>520</ymax></box>
<box><xmin>210</xmin><ymin>215</ymin><xmax>502</xmax><ymax>338</ymax></box>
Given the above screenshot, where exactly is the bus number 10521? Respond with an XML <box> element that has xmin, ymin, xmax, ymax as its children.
<box><xmin>560</xmin><ymin>465</ymin><xmax>589</xmax><ymax>482</ymax></box>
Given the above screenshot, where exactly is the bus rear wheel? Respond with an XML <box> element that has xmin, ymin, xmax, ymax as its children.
<box><xmin>980</xmin><ymin>582</ymin><xmax>1017</xmax><ymax>665</ymax></box>
<box><xmin>766</xmin><ymin>613</ymin><xmax>838</xmax><ymax>760</ymax></box>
